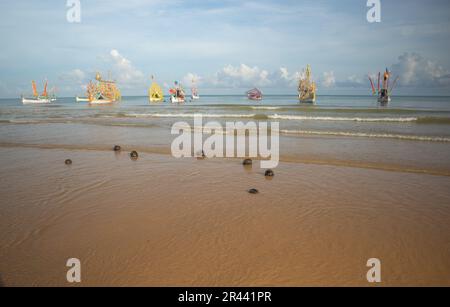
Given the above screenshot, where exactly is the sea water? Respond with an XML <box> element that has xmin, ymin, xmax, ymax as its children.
<box><xmin>1</xmin><ymin>95</ymin><xmax>450</xmax><ymax>173</ymax></box>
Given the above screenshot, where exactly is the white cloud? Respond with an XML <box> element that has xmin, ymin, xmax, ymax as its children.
<box><xmin>211</xmin><ymin>64</ymin><xmax>271</xmax><ymax>88</ymax></box>
<box><xmin>57</xmin><ymin>69</ymin><xmax>89</xmax><ymax>94</ymax></box>
<box><xmin>347</xmin><ymin>75</ymin><xmax>364</xmax><ymax>85</ymax></box>
<box><xmin>322</xmin><ymin>53</ymin><xmax>450</xmax><ymax>89</ymax></box>
<box><xmin>334</xmin><ymin>74</ymin><xmax>366</xmax><ymax>88</ymax></box>
<box><xmin>321</xmin><ymin>71</ymin><xmax>336</xmax><ymax>88</ymax></box>
<box><xmin>182</xmin><ymin>73</ymin><xmax>202</xmax><ymax>87</ymax></box>
<box><xmin>106</xmin><ymin>49</ymin><xmax>146</xmax><ymax>87</ymax></box>
<box><xmin>273</xmin><ymin>67</ymin><xmax>302</xmax><ymax>87</ymax></box>
<box><xmin>59</xmin><ymin>69</ymin><xmax>86</xmax><ymax>84</ymax></box>
<box><xmin>392</xmin><ymin>52</ymin><xmax>450</xmax><ymax>87</ymax></box>
<box><xmin>208</xmin><ymin>64</ymin><xmax>304</xmax><ymax>88</ymax></box>
<box><xmin>57</xmin><ymin>50</ymin><xmax>148</xmax><ymax>94</ymax></box>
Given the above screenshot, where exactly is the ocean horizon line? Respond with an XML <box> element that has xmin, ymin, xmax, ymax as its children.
<box><xmin>2</xmin><ymin>94</ymin><xmax>450</xmax><ymax>100</ymax></box>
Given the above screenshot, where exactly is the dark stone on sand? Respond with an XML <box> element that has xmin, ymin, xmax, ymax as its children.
<box><xmin>196</xmin><ymin>150</ymin><xmax>206</xmax><ymax>160</ymax></box>
<box><xmin>243</xmin><ymin>159</ymin><xmax>253</xmax><ymax>166</ymax></box>
<box><xmin>65</xmin><ymin>159</ymin><xmax>72</xmax><ymax>165</ymax></box>
<box><xmin>113</xmin><ymin>145</ymin><xmax>121</xmax><ymax>152</ymax></box>
<box><xmin>265</xmin><ymin>169</ymin><xmax>274</xmax><ymax>177</ymax></box>
<box><xmin>248</xmin><ymin>188</ymin><xmax>259</xmax><ymax>194</ymax></box>
<box><xmin>130</xmin><ymin>151</ymin><xmax>139</xmax><ymax>159</ymax></box>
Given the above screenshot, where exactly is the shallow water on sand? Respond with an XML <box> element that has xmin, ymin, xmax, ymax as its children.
<box><xmin>0</xmin><ymin>148</ymin><xmax>449</xmax><ymax>286</ymax></box>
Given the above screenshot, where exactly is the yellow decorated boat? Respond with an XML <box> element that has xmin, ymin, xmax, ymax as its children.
<box><xmin>148</xmin><ymin>76</ymin><xmax>164</xmax><ymax>103</ymax></box>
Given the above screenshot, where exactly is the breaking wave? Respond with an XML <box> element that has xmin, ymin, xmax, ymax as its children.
<box><xmin>95</xmin><ymin>112</ymin><xmax>450</xmax><ymax>124</ymax></box>
<box><xmin>269</xmin><ymin>114</ymin><xmax>419</xmax><ymax>122</ymax></box>
<box><xmin>123</xmin><ymin>113</ymin><xmax>257</xmax><ymax>119</ymax></box>
<box><xmin>279</xmin><ymin>129</ymin><xmax>450</xmax><ymax>142</ymax></box>
<box><xmin>250</xmin><ymin>106</ymin><xmax>282</xmax><ymax>110</ymax></box>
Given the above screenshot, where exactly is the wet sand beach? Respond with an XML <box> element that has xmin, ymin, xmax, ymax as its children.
<box><xmin>0</xmin><ymin>146</ymin><xmax>449</xmax><ymax>286</ymax></box>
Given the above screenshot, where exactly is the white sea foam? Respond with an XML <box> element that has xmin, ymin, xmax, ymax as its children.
<box><xmin>250</xmin><ymin>106</ymin><xmax>281</xmax><ymax>110</ymax></box>
<box><xmin>125</xmin><ymin>113</ymin><xmax>256</xmax><ymax>119</ymax></box>
<box><xmin>278</xmin><ymin>129</ymin><xmax>450</xmax><ymax>142</ymax></box>
<box><xmin>269</xmin><ymin>114</ymin><xmax>418</xmax><ymax>122</ymax></box>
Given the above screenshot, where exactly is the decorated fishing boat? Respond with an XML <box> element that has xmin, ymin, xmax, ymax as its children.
<box><xmin>191</xmin><ymin>79</ymin><xmax>199</xmax><ymax>100</ymax></box>
<box><xmin>21</xmin><ymin>80</ymin><xmax>55</xmax><ymax>104</ymax></box>
<box><xmin>368</xmin><ymin>68</ymin><xmax>399</xmax><ymax>104</ymax></box>
<box><xmin>246</xmin><ymin>88</ymin><xmax>262</xmax><ymax>101</ymax></box>
<box><xmin>169</xmin><ymin>81</ymin><xmax>185</xmax><ymax>103</ymax></box>
<box><xmin>298</xmin><ymin>65</ymin><xmax>316</xmax><ymax>103</ymax></box>
<box><xmin>148</xmin><ymin>75</ymin><xmax>164</xmax><ymax>103</ymax></box>
<box><xmin>87</xmin><ymin>73</ymin><xmax>121</xmax><ymax>105</ymax></box>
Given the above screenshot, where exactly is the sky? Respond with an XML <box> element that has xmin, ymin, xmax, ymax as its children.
<box><xmin>0</xmin><ymin>0</ymin><xmax>449</xmax><ymax>97</ymax></box>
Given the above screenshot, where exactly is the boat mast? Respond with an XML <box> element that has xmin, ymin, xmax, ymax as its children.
<box><xmin>368</xmin><ymin>75</ymin><xmax>376</xmax><ymax>95</ymax></box>
<box><xmin>389</xmin><ymin>76</ymin><xmax>399</xmax><ymax>94</ymax></box>
<box><xmin>383</xmin><ymin>69</ymin><xmax>389</xmax><ymax>90</ymax></box>
<box><xmin>377</xmin><ymin>72</ymin><xmax>380</xmax><ymax>94</ymax></box>
<box><xmin>41</xmin><ymin>80</ymin><xmax>48</xmax><ymax>97</ymax></box>
<box><xmin>32</xmin><ymin>81</ymin><xmax>38</xmax><ymax>97</ymax></box>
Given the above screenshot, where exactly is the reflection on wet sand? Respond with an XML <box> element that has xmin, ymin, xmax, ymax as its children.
<box><xmin>0</xmin><ymin>147</ymin><xmax>449</xmax><ymax>286</ymax></box>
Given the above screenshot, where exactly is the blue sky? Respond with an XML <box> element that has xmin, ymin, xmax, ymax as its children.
<box><xmin>0</xmin><ymin>0</ymin><xmax>449</xmax><ymax>97</ymax></box>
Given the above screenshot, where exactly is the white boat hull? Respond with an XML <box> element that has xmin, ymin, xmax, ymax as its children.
<box><xmin>191</xmin><ymin>95</ymin><xmax>200</xmax><ymax>100</ymax></box>
<box><xmin>170</xmin><ymin>96</ymin><xmax>185</xmax><ymax>103</ymax></box>
<box><xmin>76</xmin><ymin>97</ymin><xmax>89</xmax><ymax>102</ymax></box>
<box><xmin>150</xmin><ymin>97</ymin><xmax>164</xmax><ymax>103</ymax></box>
<box><xmin>22</xmin><ymin>97</ymin><xmax>52</xmax><ymax>104</ymax></box>
<box><xmin>89</xmin><ymin>99</ymin><xmax>117</xmax><ymax>105</ymax></box>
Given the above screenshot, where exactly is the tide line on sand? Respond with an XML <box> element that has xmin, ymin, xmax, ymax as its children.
<box><xmin>0</xmin><ymin>142</ymin><xmax>449</xmax><ymax>177</ymax></box>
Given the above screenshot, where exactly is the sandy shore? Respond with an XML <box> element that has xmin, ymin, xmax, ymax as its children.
<box><xmin>0</xmin><ymin>147</ymin><xmax>449</xmax><ymax>286</ymax></box>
